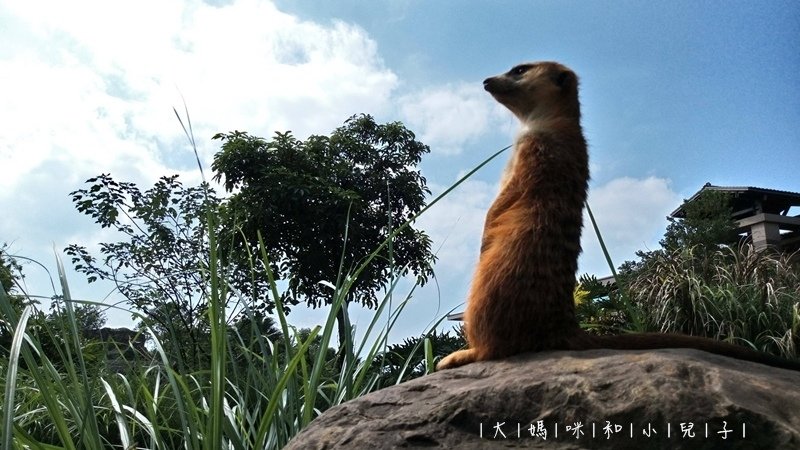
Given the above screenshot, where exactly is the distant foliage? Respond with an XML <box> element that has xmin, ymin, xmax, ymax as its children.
<box><xmin>574</xmin><ymin>274</ymin><xmax>630</xmax><ymax>335</ymax></box>
<box><xmin>628</xmin><ymin>244</ymin><xmax>800</xmax><ymax>358</ymax></box>
<box><xmin>660</xmin><ymin>189</ymin><xmax>737</xmax><ymax>252</ymax></box>
<box><xmin>0</xmin><ymin>250</ymin><xmax>108</xmax><ymax>371</ymax></box>
<box><xmin>0</xmin><ymin>245</ymin><xmax>22</xmax><ymax>295</ymax></box>
<box><xmin>0</xmin><ymin>247</ymin><xmax>26</xmax><ymax>356</ymax></box>
<box><xmin>583</xmin><ymin>190</ymin><xmax>800</xmax><ymax>359</ymax></box>
<box><xmin>65</xmin><ymin>174</ymin><xmax>221</xmax><ymax>369</ymax></box>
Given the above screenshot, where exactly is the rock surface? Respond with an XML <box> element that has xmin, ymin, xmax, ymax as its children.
<box><xmin>285</xmin><ymin>349</ymin><xmax>800</xmax><ymax>449</ymax></box>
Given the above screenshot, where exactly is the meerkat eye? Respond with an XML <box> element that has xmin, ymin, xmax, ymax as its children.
<box><xmin>510</xmin><ymin>65</ymin><xmax>530</xmax><ymax>76</ymax></box>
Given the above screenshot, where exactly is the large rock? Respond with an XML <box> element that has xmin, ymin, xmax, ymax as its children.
<box><xmin>285</xmin><ymin>349</ymin><xmax>800</xmax><ymax>449</ymax></box>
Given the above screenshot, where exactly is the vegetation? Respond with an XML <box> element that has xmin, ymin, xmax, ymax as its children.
<box><xmin>577</xmin><ymin>190</ymin><xmax>800</xmax><ymax>360</ymax></box>
<box><xmin>212</xmin><ymin>115</ymin><xmax>438</xmax><ymax>362</ymax></box>
<box><xmin>659</xmin><ymin>189</ymin><xmax>738</xmax><ymax>252</ymax></box>
<box><xmin>574</xmin><ymin>274</ymin><xmax>630</xmax><ymax>335</ymax></box>
<box><xmin>1</xmin><ymin>231</ymin><xmax>442</xmax><ymax>448</ymax></box>
<box><xmin>0</xmin><ymin>249</ymin><xmax>109</xmax><ymax>370</ymax></box>
<box><xmin>0</xmin><ymin>111</ymin><xmax>509</xmax><ymax>447</ymax></box>
<box><xmin>374</xmin><ymin>329</ymin><xmax>465</xmax><ymax>386</ymax></box>
<box><xmin>211</xmin><ymin>114</ymin><xmax>436</xmax><ymax>312</ymax></box>
<box><xmin>65</xmin><ymin>115</ymin><xmax>438</xmax><ymax>372</ymax></box>
<box><xmin>3</xmin><ymin>107</ymin><xmax>797</xmax><ymax>447</ymax></box>
<box><xmin>0</xmin><ymin>245</ymin><xmax>22</xmax><ymax>294</ymax></box>
<box><xmin>65</xmin><ymin>174</ymin><xmax>222</xmax><ymax>371</ymax></box>
<box><xmin>626</xmin><ymin>243</ymin><xmax>800</xmax><ymax>357</ymax></box>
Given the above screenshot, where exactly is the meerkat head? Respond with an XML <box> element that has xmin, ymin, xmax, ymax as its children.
<box><xmin>484</xmin><ymin>61</ymin><xmax>580</xmax><ymax>123</ymax></box>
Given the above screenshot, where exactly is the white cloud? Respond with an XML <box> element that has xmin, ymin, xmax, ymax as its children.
<box><xmin>0</xmin><ymin>0</ymin><xmax>400</xmax><ymax>325</ymax></box>
<box><xmin>416</xmin><ymin>178</ymin><xmax>497</xmax><ymax>274</ymax></box>
<box><xmin>0</xmin><ymin>1</ymin><xmax>684</xmax><ymax>336</ymax></box>
<box><xmin>0</xmin><ymin>0</ymin><xmax>398</xmax><ymax>194</ymax></box>
<box><xmin>398</xmin><ymin>82</ymin><xmax>508</xmax><ymax>155</ymax></box>
<box><xmin>580</xmin><ymin>176</ymin><xmax>681</xmax><ymax>275</ymax></box>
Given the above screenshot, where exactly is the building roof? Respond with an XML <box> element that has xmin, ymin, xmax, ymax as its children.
<box><xmin>670</xmin><ymin>183</ymin><xmax>800</xmax><ymax>219</ymax></box>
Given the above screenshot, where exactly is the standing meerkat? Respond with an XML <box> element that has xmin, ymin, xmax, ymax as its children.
<box><xmin>437</xmin><ymin>61</ymin><xmax>800</xmax><ymax>371</ymax></box>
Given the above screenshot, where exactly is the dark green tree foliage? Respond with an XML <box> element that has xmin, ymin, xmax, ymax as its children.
<box><xmin>65</xmin><ymin>174</ymin><xmax>220</xmax><ymax>369</ymax></box>
<box><xmin>211</xmin><ymin>114</ymin><xmax>435</xmax><ymax>310</ymax></box>
<box><xmin>0</xmin><ymin>245</ymin><xmax>22</xmax><ymax>295</ymax></box>
<box><xmin>0</xmin><ymin>246</ymin><xmax>26</xmax><ymax>353</ymax></box>
<box><xmin>376</xmin><ymin>329</ymin><xmax>465</xmax><ymax>385</ymax></box>
<box><xmin>226</xmin><ymin>311</ymin><xmax>283</xmax><ymax>386</ymax></box>
<box><xmin>618</xmin><ymin>190</ymin><xmax>737</xmax><ymax>279</ymax></box>
<box><xmin>660</xmin><ymin>189</ymin><xmax>737</xmax><ymax>251</ymax></box>
<box><xmin>47</xmin><ymin>299</ymin><xmax>106</xmax><ymax>334</ymax></box>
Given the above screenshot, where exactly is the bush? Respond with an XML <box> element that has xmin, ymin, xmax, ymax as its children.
<box><xmin>627</xmin><ymin>244</ymin><xmax>800</xmax><ymax>358</ymax></box>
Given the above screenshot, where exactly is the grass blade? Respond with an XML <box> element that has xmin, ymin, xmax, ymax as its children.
<box><xmin>100</xmin><ymin>378</ymin><xmax>131</xmax><ymax>449</ymax></box>
<box><xmin>2</xmin><ymin>304</ymin><xmax>34</xmax><ymax>449</ymax></box>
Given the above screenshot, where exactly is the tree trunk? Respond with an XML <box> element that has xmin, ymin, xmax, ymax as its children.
<box><xmin>335</xmin><ymin>300</ymin><xmax>352</xmax><ymax>375</ymax></box>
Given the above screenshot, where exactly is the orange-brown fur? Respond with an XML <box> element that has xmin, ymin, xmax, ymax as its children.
<box><xmin>437</xmin><ymin>61</ymin><xmax>800</xmax><ymax>371</ymax></box>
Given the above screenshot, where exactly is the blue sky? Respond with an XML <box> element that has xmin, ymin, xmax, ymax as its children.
<box><xmin>1</xmin><ymin>0</ymin><xmax>798</xmax><ymax>341</ymax></box>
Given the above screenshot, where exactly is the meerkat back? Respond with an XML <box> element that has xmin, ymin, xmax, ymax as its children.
<box><xmin>437</xmin><ymin>62</ymin><xmax>589</xmax><ymax>370</ymax></box>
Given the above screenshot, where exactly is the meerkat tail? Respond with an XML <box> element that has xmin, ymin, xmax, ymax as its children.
<box><xmin>570</xmin><ymin>331</ymin><xmax>800</xmax><ymax>371</ymax></box>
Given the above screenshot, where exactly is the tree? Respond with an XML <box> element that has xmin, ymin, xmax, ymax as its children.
<box><xmin>66</xmin><ymin>174</ymin><xmax>221</xmax><ymax>370</ymax></box>
<box><xmin>211</xmin><ymin>114</ymin><xmax>436</xmax><ymax>349</ymax></box>
<box><xmin>617</xmin><ymin>190</ymin><xmax>738</xmax><ymax>283</ymax></box>
<box><xmin>660</xmin><ymin>189</ymin><xmax>737</xmax><ymax>252</ymax></box>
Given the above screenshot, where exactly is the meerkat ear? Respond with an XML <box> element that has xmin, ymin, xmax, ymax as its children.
<box><xmin>553</xmin><ymin>70</ymin><xmax>576</xmax><ymax>91</ymax></box>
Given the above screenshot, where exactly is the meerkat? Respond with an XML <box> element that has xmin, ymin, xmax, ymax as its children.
<box><xmin>437</xmin><ymin>61</ymin><xmax>800</xmax><ymax>371</ymax></box>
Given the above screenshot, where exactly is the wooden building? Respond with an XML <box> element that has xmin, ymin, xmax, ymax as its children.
<box><xmin>671</xmin><ymin>183</ymin><xmax>800</xmax><ymax>252</ymax></box>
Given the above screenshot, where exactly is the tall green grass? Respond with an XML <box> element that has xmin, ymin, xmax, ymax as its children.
<box><xmin>627</xmin><ymin>244</ymin><xmax>800</xmax><ymax>358</ymax></box>
<box><xmin>0</xmin><ymin>236</ymin><xmax>442</xmax><ymax>448</ymax></box>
